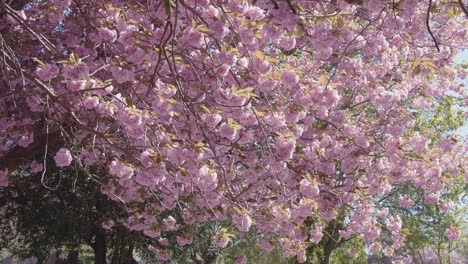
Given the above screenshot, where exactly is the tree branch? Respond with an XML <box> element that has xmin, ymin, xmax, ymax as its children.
<box><xmin>458</xmin><ymin>0</ymin><xmax>468</xmax><ymax>18</ymax></box>
<box><xmin>426</xmin><ymin>0</ymin><xmax>440</xmax><ymax>52</ymax></box>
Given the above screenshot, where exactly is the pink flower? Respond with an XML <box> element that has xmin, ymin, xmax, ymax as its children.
<box><xmin>398</xmin><ymin>196</ymin><xmax>414</xmax><ymax>208</ymax></box>
<box><xmin>98</xmin><ymin>27</ymin><xmax>117</xmax><ymax>43</ymax></box>
<box><xmin>244</xmin><ymin>6</ymin><xmax>265</xmax><ymax>21</ymax></box>
<box><xmin>233</xmin><ymin>213</ymin><xmax>253</xmax><ymax>232</ymax></box>
<box><xmin>153</xmin><ymin>238</ymin><xmax>166</xmax><ymax>246</ymax></box>
<box><xmin>176</xmin><ymin>235</ymin><xmax>193</xmax><ymax>246</ymax></box>
<box><xmin>376</xmin><ymin>208</ymin><xmax>389</xmax><ymax>218</ymax></box>
<box><xmin>275</xmin><ymin>139</ymin><xmax>296</xmax><ymax>160</ymax></box>
<box><xmin>112</xmin><ymin>67</ymin><xmax>134</xmax><ymax>84</ymax></box>
<box><xmin>148</xmin><ymin>245</ymin><xmax>159</xmax><ymax>253</ymax></box>
<box><xmin>424</xmin><ymin>192</ymin><xmax>440</xmax><ymax>205</ymax></box>
<box><xmin>30</xmin><ymin>161</ymin><xmax>43</xmax><ymax>173</ymax></box>
<box><xmin>119</xmin><ymin>109</ymin><xmax>143</xmax><ymax>128</ymax></box>
<box><xmin>386</xmin><ymin>216</ymin><xmax>402</xmax><ymax>233</ymax></box>
<box><xmin>216</xmin><ymin>64</ymin><xmax>230</xmax><ymax>76</ymax></box>
<box><xmin>347</xmin><ymin>249</ymin><xmax>358</xmax><ymax>258</ymax></box>
<box><xmin>118</xmin><ymin>31</ymin><xmax>134</xmax><ymax>46</ymax></box>
<box><xmin>140</xmin><ymin>149</ymin><xmax>156</xmax><ymax>168</ymax></box>
<box><xmin>280</xmin><ymin>70</ymin><xmax>299</xmax><ymax>85</ymax></box>
<box><xmin>438</xmin><ymin>200</ymin><xmax>453</xmax><ymax>212</ymax></box>
<box><xmin>278</xmin><ymin>37</ymin><xmax>296</xmax><ymax>50</ymax></box>
<box><xmin>54</xmin><ymin>148</ymin><xmax>73</xmax><ymax>167</ymax></box>
<box><xmin>180</xmin><ymin>28</ymin><xmax>204</xmax><ymax>48</ymax></box>
<box><xmin>102</xmin><ymin>220</ymin><xmax>115</xmax><ymax>230</ymax></box>
<box><xmin>68</xmin><ymin>80</ymin><xmax>86</xmax><ymax>91</ymax></box>
<box><xmin>210</xmin><ymin>21</ymin><xmax>229</xmax><ymax>38</ymax></box>
<box><xmin>62</xmin><ymin>64</ymin><xmax>89</xmax><ymax>80</ymax></box>
<box><xmin>197</xmin><ymin>166</ymin><xmax>218</xmax><ymax>191</ymax></box>
<box><xmin>445</xmin><ymin>227</ymin><xmax>461</xmax><ymax>241</ymax></box>
<box><xmin>83</xmin><ymin>96</ymin><xmax>99</xmax><ymax>109</ymax></box>
<box><xmin>368</xmin><ymin>243</ymin><xmax>382</xmax><ymax>254</ymax></box>
<box><xmin>236</xmin><ymin>255</ymin><xmax>247</xmax><ymax>264</ymax></box>
<box><xmin>157</xmin><ymin>250</ymin><xmax>172</xmax><ymax>261</ymax></box>
<box><xmin>203</xmin><ymin>6</ymin><xmax>219</xmax><ymax>18</ymax></box>
<box><xmin>257</xmin><ymin>239</ymin><xmax>273</xmax><ymax>251</ymax></box>
<box><xmin>202</xmin><ymin>113</ymin><xmax>222</xmax><ymax>128</ymax></box>
<box><xmin>299</xmin><ymin>179</ymin><xmax>320</xmax><ymax>198</ymax></box>
<box><xmin>239</xmin><ymin>28</ymin><xmax>255</xmax><ymax>45</ymax></box>
<box><xmin>108</xmin><ymin>160</ymin><xmax>134</xmax><ymax>180</ymax></box>
<box><xmin>163</xmin><ymin>216</ymin><xmax>177</xmax><ymax>231</ymax></box>
<box><xmin>36</xmin><ymin>64</ymin><xmax>59</xmax><ymax>81</ymax></box>
<box><xmin>219</xmin><ymin>52</ymin><xmax>237</xmax><ymax>66</ymax></box>
<box><xmin>383</xmin><ymin>247</ymin><xmax>394</xmax><ymax>257</ymax></box>
<box><xmin>216</xmin><ymin>237</ymin><xmax>230</xmax><ymax>248</ymax></box>
<box><xmin>310</xmin><ymin>230</ymin><xmax>323</xmax><ymax>244</ymax></box>
<box><xmin>219</xmin><ymin>122</ymin><xmax>239</xmax><ymax>141</ymax></box>
<box><xmin>18</xmin><ymin>133</ymin><xmax>34</xmax><ymax>148</ymax></box>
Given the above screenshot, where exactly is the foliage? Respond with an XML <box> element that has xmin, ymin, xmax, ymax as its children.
<box><xmin>0</xmin><ymin>0</ymin><xmax>467</xmax><ymax>263</ymax></box>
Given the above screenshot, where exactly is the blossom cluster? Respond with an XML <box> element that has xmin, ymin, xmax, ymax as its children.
<box><xmin>0</xmin><ymin>0</ymin><xmax>466</xmax><ymax>262</ymax></box>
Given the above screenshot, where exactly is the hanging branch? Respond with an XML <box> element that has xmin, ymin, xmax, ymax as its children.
<box><xmin>426</xmin><ymin>0</ymin><xmax>440</xmax><ymax>52</ymax></box>
<box><xmin>458</xmin><ymin>0</ymin><xmax>468</xmax><ymax>18</ymax></box>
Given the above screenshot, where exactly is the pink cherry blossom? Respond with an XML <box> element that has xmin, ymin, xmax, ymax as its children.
<box><xmin>30</xmin><ymin>161</ymin><xmax>43</xmax><ymax>173</ymax></box>
<box><xmin>1</xmin><ymin>1</ymin><xmax>467</xmax><ymax>262</ymax></box>
<box><xmin>275</xmin><ymin>139</ymin><xmax>296</xmax><ymax>160</ymax></box>
<box><xmin>176</xmin><ymin>235</ymin><xmax>193</xmax><ymax>246</ymax></box>
<box><xmin>386</xmin><ymin>216</ymin><xmax>402</xmax><ymax>233</ymax></box>
<box><xmin>347</xmin><ymin>249</ymin><xmax>358</xmax><ymax>258</ymax></box>
<box><xmin>445</xmin><ymin>227</ymin><xmax>461</xmax><ymax>241</ymax></box>
<box><xmin>236</xmin><ymin>255</ymin><xmax>247</xmax><ymax>264</ymax></box>
<box><xmin>54</xmin><ymin>148</ymin><xmax>73</xmax><ymax>167</ymax></box>
<box><xmin>216</xmin><ymin>237</ymin><xmax>230</xmax><ymax>248</ymax></box>
<box><xmin>98</xmin><ymin>27</ymin><xmax>118</xmax><ymax>43</ymax></box>
<box><xmin>299</xmin><ymin>179</ymin><xmax>320</xmax><ymax>198</ymax></box>
<box><xmin>280</xmin><ymin>70</ymin><xmax>299</xmax><ymax>85</ymax></box>
<box><xmin>36</xmin><ymin>64</ymin><xmax>59</xmax><ymax>81</ymax></box>
<box><xmin>398</xmin><ymin>196</ymin><xmax>415</xmax><ymax>208</ymax></box>
<box><xmin>233</xmin><ymin>214</ymin><xmax>253</xmax><ymax>232</ymax></box>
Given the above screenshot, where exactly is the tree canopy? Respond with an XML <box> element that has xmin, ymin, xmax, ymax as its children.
<box><xmin>0</xmin><ymin>0</ymin><xmax>467</xmax><ymax>263</ymax></box>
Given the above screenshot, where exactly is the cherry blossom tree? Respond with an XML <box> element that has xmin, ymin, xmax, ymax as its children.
<box><xmin>0</xmin><ymin>0</ymin><xmax>467</xmax><ymax>262</ymax></box>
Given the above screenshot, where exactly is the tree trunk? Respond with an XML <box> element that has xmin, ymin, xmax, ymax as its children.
<box><xmin>320</xmin><ymin>242</ymin><xmax>333</xmax><ymax>264</ymax></box>
<box><xmin>93</xmin><ymin>232</ymin><xmax>107</xmax><ymax>264</ymax></box>
<box><xmin>66</xmin><ymin>250</ymin><xmax>79</xmax><ymax>264</ymax></box>
<box><xmin>111</xmin><ymin>240</ymin><xmax>134</xmax><ymax>264</ymax></box>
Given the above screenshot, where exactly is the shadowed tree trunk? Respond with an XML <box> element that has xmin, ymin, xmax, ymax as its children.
<box><xmin>92</xmin><ymin>231</ymin><xmax>107</xmax><ymax>264</ymax></box>
<box><xmin>66</xmin><ymin>250</ymin><xmax>79</xmax><ymax>264</ymax></box>
<box><xmin>319</xmin><ymin>220</ymin><xmax>344</xmax><ymax>264</ymax></box>
<box><xmin>111</xmin><ymin>240</ymin><xmax>134</xmax><ymax>264</ymax></box>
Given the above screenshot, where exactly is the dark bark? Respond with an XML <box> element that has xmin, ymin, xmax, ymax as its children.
<box><xmin>66</xmin><ymin>250</ymin><xmax>79</xmax><ymax>264</ymax></box>
<box><xmin>7</xmin><ymin>0</ymin><xmax>31</xmax><ymax>10</ymax></box>
<box><xmin>321</xmin><ymin>241</ymin><xmax>334</xmax><ymax>264</ymax></box>
<box><xmin>93</xmin><ymin>231</ymin><xmax>107</xmax><ymax>264</ymax></box>
<box><xmin>319</xmin><ymin>220</ymin><xmax>344</xmax><ymax>264</ymax></box>
<box><xmin>111</xmin><ymin>240</ymin><xmax>134</xmax><ymax>264</ymax></box>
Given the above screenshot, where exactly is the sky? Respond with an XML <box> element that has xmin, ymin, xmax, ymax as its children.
<box><xmin>454</xmin><ymin>50</ymin><xmax>468</xmax><ymax>136</ymax></box>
